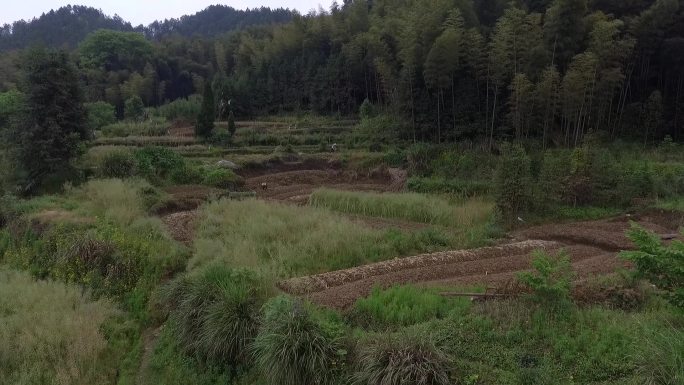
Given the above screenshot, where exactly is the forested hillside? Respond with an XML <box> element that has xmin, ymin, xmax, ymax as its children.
<box><xmin>0</xmin><ymin>5</ymin><xmax>294</xmax><ymax>50</ymax></box>
<box><xmin>1</xmin><ymin>0</ymin><xmax>683</xmax><ymax>146</ymax></box>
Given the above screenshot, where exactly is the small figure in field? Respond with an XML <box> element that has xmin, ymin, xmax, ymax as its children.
<box><xmin>331</xmin><ymin>143</ymin><xmax>338</xmax><ymax>153</ymax></box>
<box><xmin>261</xmin><ymin>182</ymin><xmax>268</xmax><ymax>190</ymax></box>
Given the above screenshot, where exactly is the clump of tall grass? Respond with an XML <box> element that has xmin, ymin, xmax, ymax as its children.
<box><xmin>165</xmin><ymin>266</ymin><xmax>270</xmax><ymax>367</ymax></box>
<box><xmin>251</xmin><ymin>295</ymin><xmax>346</xmax><ymax>385</ymax></box>
<box><xmin>67</xmin><ymin>179</ymin><xmax>166</xmax><ymax>225</ymax></box>
<box><xmin>190</xmin><ymin>199</ymin><xmax>466</xmax><ymax>277</ymax></box>
<box><xmin>635</xmin><ymin>323</ymin><xmax>684</xmax><ymax>385</ymax></box>
<box><xmin>352</xmin><ymin>331</ymin><xmax>451</xmax><ymax>385</ymax></box>
<box><xmin>309</xmin><ymin>189</ymin><xmax>493</xmax><ymax>228</ymax></box>
<box><xmin>0</xmin><ymin>269</ymin><xmax>118</xmax><ymax>385</ymax></box>
<box><xmin>353</xmin><ymin>285</ymin><xmax>469</xmax><ymax>328</ymax></box>
<box><xmin>99</xmin><ymin>117</ymin><xmax>169</xmax><ymax>137</ymax></box>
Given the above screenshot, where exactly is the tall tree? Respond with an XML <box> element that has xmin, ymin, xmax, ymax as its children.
<box><xmin>5</xmin><ymin>48</ymin><xmax>87</xmax><ymax>194</ymax></box>
<box><xmin>544</xmin><ymin>0</ymin><xmax>588</xmax><ymax>70</ymax></box>
<box><xmin>195</xmin><ymin>82</ymin><xmax>215</xmax><ymax>138</ymax></box>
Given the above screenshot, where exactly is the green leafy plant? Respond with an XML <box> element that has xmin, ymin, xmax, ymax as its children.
<box><xmin>200</xmin><ymin>167</ymin><xmax>243</xmax><ymax>189</ymax></box>
<box><xmin>134</xmin><ymin>147</ymin><xmax>185</xmax><ymax>182</ymax></box>
<box><xmin>518</xmin><ymin>249</ymin><xmax>573</xmax><ymax>309</ymax></box>
<box><xmin>620</xmin><ymin>224</ymin><xmax>684</xmax><ymax>308</ymax></box>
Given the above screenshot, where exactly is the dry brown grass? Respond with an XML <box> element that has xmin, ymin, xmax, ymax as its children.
<box><xmin>0</xmin><ymin>269</ymin><xmax>119</xmax><ymax>385</ymax></box>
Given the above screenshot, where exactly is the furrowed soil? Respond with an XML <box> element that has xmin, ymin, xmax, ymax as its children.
<box><xmin>245</xmin><ymin>164</ymin><xmax>406</xmax><ymax>205</ymax></box>
<box><xmin>278</xmin><ymin>211</ymin><xmax>683</xmax><ymax>309</ymax></box>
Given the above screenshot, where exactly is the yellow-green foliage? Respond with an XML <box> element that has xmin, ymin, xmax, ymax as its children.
<box><xmin>310</xmin><ymin>189</ymin><xmax>493</xmax><ymax>228</ymax></box>
<box><xmin>68</xmin><ymin>178</ymin><xmax>166</xmax><ymax>225</ymax></box>
<box><xmin>191</xmin><ymin>199</ymin><xmax>466</xmax><ymax>277</ymax></box>
<box><xmin>0</xmin><ymin>269</ymin><xmax>118</xmax><ymax>385</ymax></box>
<box><xmin>353</xmin><ymin>285</ymin><xmax>470</xmax><ymax>327</ymax></box>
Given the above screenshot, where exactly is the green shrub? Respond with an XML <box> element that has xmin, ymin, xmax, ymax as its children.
<box><xmin>518</xmin><ymin>250</ymin><xmax>573</xmax><ymax>310</ymax></box>
<box><xmin>0</xmin><ymin>268</ymin><xmax>119</xmax><ymax>385</ymax></box>
<box><xmin>134</xmin><ymin>147</ymin><xmax>186</xmax><ymax>183</ymax></box>
<box><xmin>353</xmin><ymin>285</ymin><xmax>468</xmax><ymax>327</ymax></box>
<box><xmin>157</xmin><ymin>95</ymin><xmax>201</xmax><ymax>122</ymax></box>
<box><xmin>359</xmin><ymin>98</ymin><xmax>375</xmax><ymax>120</ymax></box>
<box><xmin>209</xmin><ymin>128</ymin><xmax>232</xmax><ymax>146</ymax></box>
<box><xmin>97</xmin><ymin>149</ymin><xmax>136</xmax><ymax>178</ymax></box>
<box><xmin>200</xmin><ymin>167</ymin><xmax>243</xmax><ymax>189</ymax></box>
<box><xmin>353</xmin><ymin>332</ymin><xmax>451</xmax><ymax>385</ymax></box>
<box><xmin>124</xmin><ymin>96</ymin><xmax>145</xmax><ymax>121</ymax></box>
<box><xmin>170</xmin><ymin>165</ymin><xmax>203</xmax><ymax>185</ymax></box>
<box><xmin>495</xmin><ymin>143</ymin><xmax>532</xmax><ymax>226</ymax></box>
<box><xmin>621</xmin><ymin>224</ymin><xmax>684</xmax><ymax>308</ymax></box>
<box><xmin>165</xmin><ymin>266</ymin><xmax>269</xmax><ymax>367</ymax></box>
<box><xmin>85</xmin><ymin>101</ymin><xmax>116</xmax><ymax>132</ymax></box>
<box><xmin>251</xmin><ymin>296</ymin><xmax>346</xmax><ymax>385</ymax></box>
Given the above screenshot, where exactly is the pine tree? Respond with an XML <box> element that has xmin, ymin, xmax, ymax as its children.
<box><xmin>195</xmin><ymin>82</ymin><xmax>215</xmax><ymax>138</ymax></box>
<box><xmin>228</xmin><ymin>109</ymin><xmax>236</xmax><ymax>137</ymax></box>
<box><xmin>5</xmin><ymin>47</ymin><xmax>87</xmax><ymax>194</ymax></box>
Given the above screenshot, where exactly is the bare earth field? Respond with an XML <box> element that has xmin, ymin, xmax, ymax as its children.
<box><xmin>157</xmin><ymin>162</ymin><xmax>683</xmax><ymax>310</ymax></box>
<box><xmin>278</xmin><ymin>212</ymin><xmax>683</xmax><ymax>309</ymax></box>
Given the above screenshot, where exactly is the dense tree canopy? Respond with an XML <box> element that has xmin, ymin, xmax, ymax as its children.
<box><xmin>3</xmin><ymin>48</ymin><xmax>87</xmax><ymax>194</ymax></box>
<box><xmin>1</xmin><ymin>0</ymin><xmax>683</xmax><ymax>145</ymax></box>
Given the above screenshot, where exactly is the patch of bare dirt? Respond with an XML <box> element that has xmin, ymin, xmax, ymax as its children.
<box><xmin>245</xmin><ymin>166</ymin><xmax>404</xmax><ymax>205</ymax></box>
<box><xmin>161</xmin><ymin>210</ymin><xmax>198</xmax><ymax>245</ymax></box>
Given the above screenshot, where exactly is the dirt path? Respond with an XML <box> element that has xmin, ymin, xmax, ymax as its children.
<box><xmin>135</xmin><ymin>326</ymin><xmax>163</xmax><ymax>384</ymax></box>
<box><xmin>278</xmin><ymin>213</ymin><xmax>682</xmax><ymax>309</ymax></box>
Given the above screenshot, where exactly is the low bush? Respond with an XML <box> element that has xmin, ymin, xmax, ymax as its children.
<box><xmin>621</xmin><ymin>224</ymin><xmax>684</xmax><ymax>308</ymax></box>
<box><xmin>353</xmin><ymin>331</ymin><xmax>451</xmax><ymax>385</ymax></box>
<box><xmin>201</xmin><ymin>167</ymin><xmax>244</xmax><ymax>189</ymax></box>
<box><xmin>165</xmin><ymin>266</ymin><xmax>270</xmax><ymax>367</ymax></box>
<box><xmin>310</xmin><ymin>188</ymin><xmax>493</xmax><ymax>228</ymax></box>
<box><xmin>85</xmin><ymin>101</ymin><xmax>116</xmax><ymax>132</ymax></box>
<box><xmin>518</xmin><ymin>250</ymin><xmax>573</xmax><ymax>310</ymax></box>
<box><xmin>251</xmin><ymin>296</ymin><xmax>346</xmax><ymax>385</ymax></box>
<box><xmin>170</xmin><ymin>164</ymin><xmax>203</xmax><ymax>185</ymax></box>
<box><xmin>0</xmin><ymin>269</ymin><xmax>118</xmax><ymax>385</ymax></box>
<box><xmin>156</xmin><ymin>95</ymin><xmax>201</xmax><ymax>122</ymax></box>
<box><xmin>134</xmin><ymin>147</ymin><xmax>186</xmax><ymax>183</ymax></box>
<box><xmin>97</xmin><ymin>149</ymin><xmax>136</xmax><ymax>178</ymax></box>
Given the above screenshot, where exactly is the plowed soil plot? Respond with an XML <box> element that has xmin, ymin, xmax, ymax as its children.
<box><xmin>278</xmin><ymin>212</ymin><xmax>682</xmax><ymax>309</ymax></box>
<box><xmin>245</xmin><ymin>167</ymin><xmax>406</xmax><ymax>205</ymax></box>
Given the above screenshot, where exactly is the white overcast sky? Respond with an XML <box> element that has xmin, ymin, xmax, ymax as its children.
<box><xmin>2</xmin><ymin>1</ymin><xmax>334</xmax><ymax>26</ymax></box>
